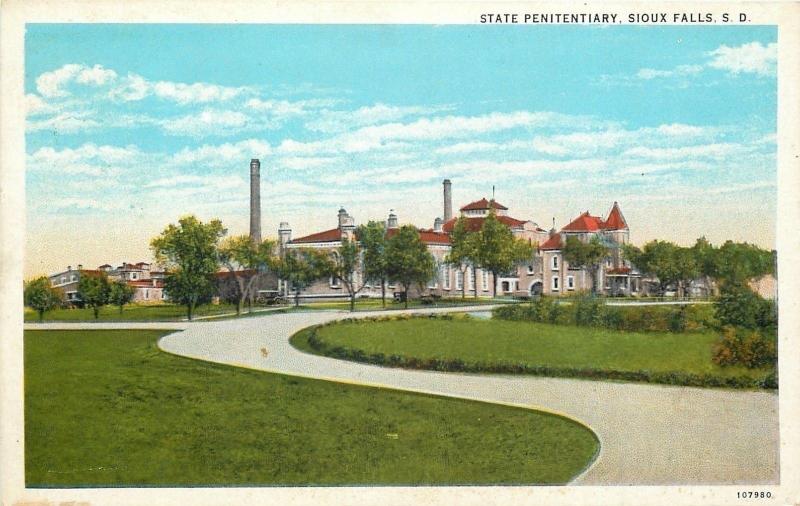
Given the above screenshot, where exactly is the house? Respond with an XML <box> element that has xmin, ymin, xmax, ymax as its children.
<box><xmin>49</xmin><ymin>261</ymin><xmax>167</xmax><ymax>305</ymax></box>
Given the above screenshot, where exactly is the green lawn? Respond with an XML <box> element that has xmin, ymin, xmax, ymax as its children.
<box><xmin>24</xmin><ymin>303</ymin><xmax>240</xmax><ymax>322</ymax></box>
<box><xmin>295</xmin><ymin>297</ymin><xmax>509</xmax><ymax>311</ymax></box>
<box><xmin>295</xmin><ymin>317</ymin><xmax>773</xmax><ymax>384</ymax></box>
<box><xmin>25</xmin><ymin>330</ymin><xmax>598</xmax><ymax>486</ymax></box>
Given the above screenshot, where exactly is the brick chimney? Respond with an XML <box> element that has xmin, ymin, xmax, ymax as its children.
<box><xmin>443</xmin><ymin>179</ymin><xmax>452</xmax><ymax>222</ymax></box>
<box><xmin>250</xmin><ymin>159</ymin><xmax>261</xmax><ymax>244</ymax></box>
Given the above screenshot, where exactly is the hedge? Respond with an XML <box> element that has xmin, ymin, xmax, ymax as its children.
<box><xmin>303</xmin><ymin>316</ymin><xmax>776</xmax><ymax>390</ymax></box>
<box><xmin>492</xmin><ymin>297</ymin><xmax>717</xmax><ymax>333</ymax></box>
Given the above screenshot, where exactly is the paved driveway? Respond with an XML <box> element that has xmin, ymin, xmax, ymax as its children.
<box><xmin>27</xmin><ymin>307</ymin><xmax>779</xmax><ymax>485</ymax></box>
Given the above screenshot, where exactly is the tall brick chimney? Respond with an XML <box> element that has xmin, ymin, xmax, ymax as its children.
<box><xmin>443</xmin><ymin>179</ymin><xmax>452</xmax><ymax>222</ymax></box>
<box><xmin>250</xmin><ymin>159</ymin><xmax>261</xmax><ymax>244</ymax></box>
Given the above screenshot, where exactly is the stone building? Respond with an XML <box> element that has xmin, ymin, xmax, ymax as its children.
<box><xmin>275</xmin><ymin>178</ymin><xmax>639</xmax><ymax>300</ymax></box>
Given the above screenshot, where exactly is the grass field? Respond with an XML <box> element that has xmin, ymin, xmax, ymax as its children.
<box><xmin>25</xmin><ymin>329</ymin><xmax>599</xmax><ymax>486</ymax></box>
<box><xmin>295</xmin><ymin>317</ymin><xmax>772</xmax><ymax>383</ymax></box>
<box><xmin>24</xmin><ymin>303</ymin><xmax>240</xmax><ymax>322</ymax></box>
<box><xmin>24</xmin><ymin>297</ymin><xmax>507</xmax><ymax>322</ymax></box>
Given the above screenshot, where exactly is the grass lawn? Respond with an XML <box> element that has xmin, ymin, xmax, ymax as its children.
<box><xmin>24</xmin><ymin>303</ymin><xmax>240</xmax><ymax>322</ymax></box>
<box><xmin>294</xmin><ymin>317</ymin><xmax>773</xmax><ymax>383</ymax></box>
<box><xmin>25</xmin><ymin>329</ymin><xmax>598</xmax><ymax>486</ymax></box>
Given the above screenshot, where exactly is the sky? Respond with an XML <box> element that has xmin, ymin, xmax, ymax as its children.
<box><xmin>24</xmin><ymin>24</ymin><xmax>777</xmax><ymax>276</ymax></box>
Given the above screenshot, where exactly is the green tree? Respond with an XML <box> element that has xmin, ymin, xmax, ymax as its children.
<box><xmin>562</xmin><ymin>236</ymin><xmax>609</xmax><ymax>296</ymax></box>
<box><xmin>673</xmin><ymin>246</ymin><xmax>699</xmax><ymax>298</ymax></box>
<box><xmin>219</xmin><ymin>235</ymin><xmax>278</xmax><ymax>314</ymax></box>
<box><xmin>273</xmin><ymin>248</ymin><xmax>334</xmax><ymax>307</ymax></box>
<box><xmin>692</xmin><ymin>237</ymin><xmax>719</xmax><ymax>297</ymax></box>
<box><xmin>358</xmin><ymin>221</ymin><xmax>389</xmax><ymax>308</ymax></box>
<box><xmin>151</xmin><ymin>215</ymin><xmax>226</xmax><ymax>321</ymax></box>
<box><xmin>714</xmin><ymin>240</ymin><xmax>775</xmax><ymax>287</ymax></box>
<box><xmin>385</xmin><ymin>225</ymin><xmax>436</xmax><ymax>308</ymax></box>
<box><xmin>77</xmin><ymin>271</ymin><xmax>111</xmax><ymax>319</ymax></box>
<box><xmin>24</xmin><ymin>276</ymin><xmax>63</xmax><ymax>322</ymax></box>
<box><xmin>446</xmin><ymin>216</ymin><xmax>480</xmax><ymax>299</ymax></box>
<box><xmin>329</xmin><ymin>237</ymin><xmax>369</xmax><ymax>312</ymax></box>
<box><xmin>108</xmin><ymin>279</ymin><xmax>135</xmax><ymax>314</ymax></box>
<box><xmin>623</xmin><ymin>240</ymin><xmax>682</xmax><ymax>296</ymax></box>
<box><xmin>475</xmin><ymin>212</ymin><xmax>533</xmax><ymax>298</ymax></box>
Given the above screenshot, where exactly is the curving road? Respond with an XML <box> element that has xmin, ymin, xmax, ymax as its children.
<box><xmin>27</xmin><ymin>307</ymin><xmax>779</xmax><ymax>485</ymax></box>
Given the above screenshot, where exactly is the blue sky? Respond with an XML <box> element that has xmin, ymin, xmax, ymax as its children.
<box><xmin>25</xmin><ymin>24</ymin><xmax>777</xmax><ymax>275</ymax></box>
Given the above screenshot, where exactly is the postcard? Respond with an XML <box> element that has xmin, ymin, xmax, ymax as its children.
<box><xmin>1</xmin><ymin>1</ymin><xmax>799</xmax><ymax>505</ymax></box>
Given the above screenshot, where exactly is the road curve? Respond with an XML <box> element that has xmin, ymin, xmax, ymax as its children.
<box><xmin>27</xmin><ymin>307</ymin><xmax>779</xmax><ymax>485</ymax></box>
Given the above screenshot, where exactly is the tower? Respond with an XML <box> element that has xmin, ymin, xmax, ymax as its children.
<box><xmin>443</xmin><ymin>179</ymin><xmax>452</xmax><ymax>222</ymax></box>
<box><xmin>249</xmin><ymin>159</ymin><xmax>261</xmax><ymax>244</ymax></box>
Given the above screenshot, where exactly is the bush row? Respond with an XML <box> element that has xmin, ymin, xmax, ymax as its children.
<box><xmin>306</xmin><ymin>325</ymin><xmax>776</xmax><ymax>390</ymax></box>
<box><xmin>492</xmin><ymin>297</ymin><xmax>717</xmax><ymax>333</ymax></box>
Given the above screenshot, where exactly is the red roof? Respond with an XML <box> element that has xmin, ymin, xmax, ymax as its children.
<box><xmin>459</xmin><ymin>198</ymin><xmax>508</xmax><ymax>212</ymax></box>
<box><xmin>442</xmin><ymin>215</ymin><xmax>527</xmax><ymax>233</ymax></box>
<box><xmin>127</xmin><ymin>280</ymin><xmax>163</xmax><ymax>288</ymax></box>
<box><xmin>561</xmin><ymin>212</ymin><xmax>605</xmax><ymax>232</ymax></box>
<box><xmin>539</xmin><ymin>234</ymin><xmax>562</xmax><ymax>250</ymax></box>
<box><xmin>604</xmin><ymin>202</ymin><xmax>628</xmax><ymax>230</ymax></box>
<box><xmin>290</xmin><ymin>227</ymin><xmax>343</xmax><ymax>244</ymax></box>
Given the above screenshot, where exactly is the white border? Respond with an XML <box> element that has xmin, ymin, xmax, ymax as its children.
<box><xmin>2</xmin><ymin>2</ymin><xmax>799</xmax><ymax>505</ymax></box>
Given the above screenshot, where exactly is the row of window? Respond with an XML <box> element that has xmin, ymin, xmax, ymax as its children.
<box><xmin>551</xmin><ymin>275</ymin><xmax>575</xmax><ymax>291</ymax></box>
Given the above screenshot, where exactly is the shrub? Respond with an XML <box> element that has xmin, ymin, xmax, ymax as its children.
<box><xmin>712</xmin><ymin>326</ymin><xmax>777</xmax><ymax>369</ymax></box>
<box><xmin>714</xmin><ymin>283</ymin><xmax>776</xmax><ymax>333</ymax></box>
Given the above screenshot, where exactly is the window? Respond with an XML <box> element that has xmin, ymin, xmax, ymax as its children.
<box><xmin>552</xmin><ymin>276</ymin><xmax>560</xmax><ymax>291</ymax></box>
<box><xmin>131</xmin><ymin>272</ymin><xmax>138</xmax><ymax>280</ymax></box>
<box><xmin>605</xmin><ymin>258</ymin><xmax>612</xmax><ymax>268</ymax></box>
<box><xmin>70</xmin><ymin>275</ymin><xmax>76</xmax><ymax>282</ymax></box>
<box><xmin>330</xmin><ymin>276</ymin><xmax>340</xmax><ymax>288</ymax></box>
<box><xmin>527</xmin><ymin>264</ymin><xmax>535</xmax><ymax>274</ymax></box>
<box><xmin>467</xmin><ymin>269</ymin><xmax>474</xmax><ymax>291</ymax></box>
<box><xmin>482</xmin><ymin>270</ymin><xmax>489</xmax><ymax>291</ymax></box>
<box><xmin>551</xmin><ymin>256</ymin><xmax>559</xmax><ymax>270</ymax></box>
<box><xmin>388</xmin><ymin>281</ymin><xmax>396</xmax><ymax>289</ymax></box>
<box><xmin>443</xmin><ymin>265</ymin><xmax>451</xmax><ymax>290</ymax></box>
<box><xmin>455</xmin><ymin>271</ymin><xmax>463</xmax><ymax>291</ymax></box>
<box><xmin>144</xmin><ymin>289</ymin><xmax>149</xmax><ymax>299</ymax></box>
<box><xmin>60</xmin><ymin>276</ymin><xmax>66</xmax><ymax>284</ymax></box>
<box><xmin>567</xmin><ymin>276</ymin><xmax>575</xmax><ymax>290</ymax></box>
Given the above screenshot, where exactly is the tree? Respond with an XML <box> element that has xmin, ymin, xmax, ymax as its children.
<box><xmin>692</xmin><ymin>237</ymin><xmax>719</xmax><ymax>297</ymax></box>
<box><xmin>714</xmin><ymin>240</ymin><xmax>774</xmax><ymax>287</ymax></box>
<box><xmin>151</xmin><ymin>215</ymin><xmax>226</xmax><ymax>321</ymax></box>
<box><xmin>385</xmin><ymin>225</ymin><xmax>436</xmax><ymax>308</ymax></box>
<box><xmin>24</xmin><ymin>276</ymin><xmax>63</xmax><ymax>322</ymax></box>
<box><xmin>446</xmin><ymin>216</ymin><xmax>480</xmax><ymax>299</ymax></box>
<box><xmin>357</xmin><ymin>221</ymin><xmax>389</xmax><ymax>307</ymax></box>
<box><xmin>475</xmin><ymin>212</ymin><xmax>533</xmax><ymax>298</ymax></box>
<box><xmin>77</xmin><ymin>271</ymin><xmax>111</xmax><ymax>319</ymax></box>
<box><xmin>218</xmin><ymin>235</ymin><xmax>278</xmax><ymax>314</ymax></box>
<box><xmin>562</xmin><ymin>236</ymin><xmax>609</xmax><ymax>296</ymax></box>
<box><xmin>673</xmin><ymin>246</ymin><xmax>699</xmax><ymax>298</ymax></box>
<box><xmin>330</xmin><ymin>237</ymin><xmax>369</xmax><ymax>312</ymax></box>
<box><xmin>108</xmin><ymin>279</ymin><xmax>135</xmax><ymax>314</ymax></box>
<box><xmin>273</xmin><ymin>248</ymin><xmax>334</xmax><ymax>307</ymax></box>
<box><xmin>623</xmin><ymin>240</ymin><xmax>682</xmax><ymax>296</ymax></box>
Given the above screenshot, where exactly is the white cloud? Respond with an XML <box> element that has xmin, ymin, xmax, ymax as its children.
<box><xmin>707</xmin><ymin>42</ymin><xmax>777</xmax><ymax>76</ymax></box>
<box><xmin>278</xmin><ymin>156</ymin><xmax>337</xmax><ymax>170</ymax></box>
<box><xmin>35</xmin><ymin>64</ymin><xmax>83</xmax><ymax>97</ymax></box>
<box><xmin>623</xmin><ymin>143</ymin><xmax>745</xmax><ymax>160</ymax></box>
<box><xmin>161</xmin><ymin>109</ymin><xmax>249</xmax><ymax>137</ymax></box>
<box><xmin>146</xmin><ymin>174</ymin><xmax>246</xmax><ymax>190</ymax></box>
<box><xmin>436</xmin><ymin>141</ymin><xmax>500</xmax><ymax>155</ymax></box>
<box><xmin>307</xmin><ymin>103</ymin><xmax>452</xmax><ymax>133</ymax></box>
<box><xmin>27</xmin><ymin>143</ymin><xmax>145</xmax><ymax>176</ymax></box>
<box><xmin>36</xmin><ymin>64</ymin><xmax>119</xmax><ymax>98</ymax></box>
<box><xmin>26</xmin><ymin>112</ymin><xmax>100</xmax><ymax>133</ymax></box>
<box><xmin>25</xmin><ymin>94</ymin><xmax>52</xmax><ymax>116</ymax></box>
<box><xmin>75</xmin><ymin>64</ymin><xmax>118</xmax><ymax>86</ymax></box>
<box><xmin>47</xmin><ymin>198</ymin><xmax>124</xmax><ymax>211</ymax></box>
<box><xmin>636</xmin><ymin>64</ymin><xmax>702</xmax><ymax>80</ymax></box>
<box><xmin>153</xmin><ymin>81</ymin><xmax>247</xmax><ymax>105</ymax></box>
<box><xmin>171</xmin><ymin>139</ymin><xmax>272</xmax><ymax>167</ymax></box>
<box><xmin>110</xmin><ymin>74</ymin><xmax>150</xmax><ymax>101</ymax></box>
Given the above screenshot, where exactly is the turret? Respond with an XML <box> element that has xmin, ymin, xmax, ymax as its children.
<box><xmin>387</xmin><ymin>209</ymin><xmax>399</xmax><ymax>229</ymax></box>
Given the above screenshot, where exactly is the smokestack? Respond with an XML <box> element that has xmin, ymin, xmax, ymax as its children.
<box><xmin>443</xmin><ymin>179</ymin><xmax>452</xmax><ymax>222</ymax></box>
<box><xmin>250</xmin><ymin>159</ymin><xmax>261</xmax><ymax>244</ymax></box>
